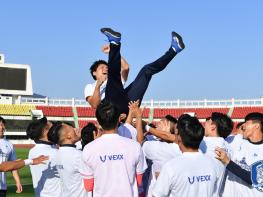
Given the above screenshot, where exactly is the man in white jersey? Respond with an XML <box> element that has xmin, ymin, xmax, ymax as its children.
<box><xmin>26</xmin><ymin>117</ymin><xmax>62</xmax><ymax>197</ymax></box>
<box><xmin>152</xmin><ymin>114</ymin><xmax>220</xmax><ymax>197</ymax></box>
<box><xmin>217</xmin><ymin>112</ymin><xmax>263</xmax><ymax>196</ymax></box>
<box><xmin>143</xmin><ymin>115</ymin><xmax>181</xmax><ymax>197</ymax></box>
<box><xmin>84</xmin><ymin>43</ymin><xmax>129</xmax><ymax>108</ymax></box>
<box><xmin>80</xmin><ymin>101</ymin><xmax>146</xmax><ymax>197</ymax></box>
<box><xmin>199</xmin><ymin>112</ymin><xmax>233</xmax><ymax>196</ymax></box>
<box><xmin>85</xmin><ymin>28</ymin><xmax>185</xmax><ymax>114</ymax></box>
<box><xmin>0</xmin><ymin>117</ymin><xmax>22</xmax><ymax>197</ymax></box>
<box><xmin>48</xmin><ymin>121</ymin><xmax>91</xmax><ymax>197</ymax></box>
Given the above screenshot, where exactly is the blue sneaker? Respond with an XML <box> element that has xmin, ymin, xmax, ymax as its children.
<box><xmin>171</xmin><ymin>31</ymin><xmax>185</xmax><ymax>53</ymax></box>
<box><xmin>100</xmin><ymin>28</ymin><xmax>121</xmax><ymax>44</ymax></box>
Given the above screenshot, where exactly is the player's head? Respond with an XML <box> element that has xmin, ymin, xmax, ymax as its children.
<box><xmin>243</xmin><ymin>112</ymin><xmax>263</xmax><ymax>139</ymax></box>
<box><xmin>177</xmin><ymin>114</ymin><xmax>204</xmax><ymax>150</ymax></box>
<box><xmin>26</xmin><ymin>117</ymin><xmax>53</xmax><ymax>142</ymax></box>
<box><xmin>81</xmin><ymin>122</ymin><xmax>98</xmax><ymax>150</ymax></box>
<box><xmin>235</xmin><ymin>121</ymin><xmax>245</xmax><ymax>135</ymax></box>
<box><xmin>156</xmin><ymin>115</ymin><xmax>177</xmax><ymax>135</ymax></box>
<box><xmin>205</xmin><ymin>112</ymin><xmax>233</xmax><ymax>138</ymax></box>
<box><xmin>0</xmin><ymin>116</ymin><xmax>6</xmax><ymax>138</ymax></box>
<box><xmin>96</xmin><ymin>101</ymin><xmax>120</xmax><ymax>131</ymax></box>
<box><xmin>165</xmin><ymin>115</ymin><xmax>178</xmax><ymax>134</ymax></box>
<box><xmin>48</xmin><ymin>122</ymin><xmax>79</xmax><ymax>145</ymax></box>
<box><xmin>90</xmin><ymin>60</ymin><xmax>108</xmax><ymax>80</ymax></box>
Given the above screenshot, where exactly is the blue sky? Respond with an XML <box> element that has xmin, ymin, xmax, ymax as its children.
<box><xmin>1</xmin><ymin>1</ymin><xmax>263</xmax><ymax>100</ymax></box>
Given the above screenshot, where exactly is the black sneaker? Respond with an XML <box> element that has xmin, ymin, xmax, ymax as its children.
<box><xmin>171</xmin><ymin>31</ymin><xmax>185</xmax><ymax>53</ymax></box>
<box><xmin>100</xmin><ymin>28</ymin><xmax>121</xmax><ymax>44</ymax></box>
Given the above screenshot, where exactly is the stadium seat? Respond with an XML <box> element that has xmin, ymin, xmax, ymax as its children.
<box><xmin>153</xmin><ymin>108</ymin><xmax>229</xmax><ymax>119</ymax></box>
<box><xmin>0</xmin><ymin>104</ymin><xmax>36</xmax><ymax>116</ymax></box>
<box><xmin>36</xmin><ymin>106</ymin><xmax>73</xmax><ymax>117</ymax></box>
<box><xmin>232</xmin><ymin>106</ymin><xmax>263</xmax><ymax>119</ymax></box>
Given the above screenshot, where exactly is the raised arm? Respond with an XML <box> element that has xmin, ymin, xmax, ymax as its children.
<box><xmin>146</xmin><ymin>120</ymin><xmax>176</xmax><ymax>142</ymax></box>
<box><xmin>86</xmin><ymin>80</ymin><xmax>104</xmax><ymax>108</ymax></box>
<box><xmin>127</xmin><ymin>100</ymin><xmax>144</xmax><ymax>144</ymax></box>
<box><xmin>215</xmin><ymin>147</ymin><xmax>252</xmax><ymax>185</ymax></box>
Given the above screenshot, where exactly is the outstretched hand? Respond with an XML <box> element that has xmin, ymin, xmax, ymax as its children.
<box><xmin>102</xmin><ymin>44</ymin><xmax>110</xmax><ymax>54</ymax></box>
<box><xmin>128</xmin><ymin>100</ymin><xmax>143</xmax><ymax>118</ymax></box>
<box><xmin>32</xmin><ymin>155</ymin><xmax>49</xmax><ymax>165</ymax></box>
<box><xmin>215</xmin><ymin>147</ymin><xmax>230</xmax><ymax>165</ymax></box>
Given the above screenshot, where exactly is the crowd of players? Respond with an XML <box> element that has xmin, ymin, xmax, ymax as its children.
<box><xmin>0</xmin><ymin>28</ymin><xmax>262</xmax><ymax>197</ymax></box>
<box><xmin>1</xmin><ymin>104</ymin><xmax>263</xmax><ymax>197</ymax></box>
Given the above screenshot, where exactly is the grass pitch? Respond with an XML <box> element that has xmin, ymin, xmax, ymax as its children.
<box><xmin>6</xmin><ymin>148</ymin><xmax>34</xmax><ymax>197</ymax></box>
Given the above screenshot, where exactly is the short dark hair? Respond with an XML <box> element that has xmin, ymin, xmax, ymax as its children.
<box><xmin>47</xmin><ymin>121</ymin><xmax>63</xmax><ymax>144</ymax></box>
<box><xmin>96</xmin><ymin>101</ymin><xmax>120</xmax><ymax>131</ymax></box>
<box><xmin>236</xmin><ymin>122</ymin><xmax>245</xmax><ymax>129</ymax></box>
<box><xmin>245</xmin><ymin>112</ymin><xmax>263</xmax><ymax>133</ymax></box>
<box><xmin>26</xmin><ymin>117</ymin><xmax>48</xmax><ymax>141</ymax></box>
<box><xmin>90</xmin><ymin>60</ymin><xmax>108</xmax><ymax>80</ymax></box>
<box><xmin>177</xmin><ymin>114</ymin><xmax>204</xmax><ymax>149</ymax></box>
<box><xmin>81</xmin><ymin>122</ymin><xmax>97</xmax><ymax>150</ymax></box>
<box><xmin>210</xmin><ymin>112</ymin><xmax>233</xmax><ymax>139</ymax></box>
<box><xmin>165</xmin><ymin>115</ymin><xmax>177</xmax><ymax>124</ymax></box>
<box><xmin>0</xmin><ymin>116</ymin><xmax>6</xmax><ymax>125</ymax></box>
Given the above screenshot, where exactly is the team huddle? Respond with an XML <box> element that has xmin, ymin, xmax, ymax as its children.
<box><xmin>1</xmin><ymin>28</ymin><xmax>263</xmax><ymax>197</ymax></box>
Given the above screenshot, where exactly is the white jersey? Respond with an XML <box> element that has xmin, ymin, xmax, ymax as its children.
<box><xmin>222</xmin><ymin>139</ymin><xmax>263</xmax><ymax>197</ymax></box>
<box><xmin>56</xmin><ymin>146</ymin><xmax>91</xmax><ymax>197</ymax></box>
<box><xmin>0</xmin><ymin>138</ymin><xmax>16</xmax><ymax>190</ymax></box>
<box><xmin>84</xmin><ymin>80</ymin><xmax>125</xmax><ymax>100</ymax></box>
<box><xmin>142</xmin><ymin>141</ymin><xmax>182</xmax><ymax>197</ymax></box>
<box><xmin>199</xmin><ymin>136</ymin><xmax>231</xmax><ymax>196</ymax></box>
<box><xmin>75</xmin><ymin>140</ymin><xmax>82</xmax><ymax>150</ymax></box>
<box><xmin>28</xmin><ymin>143</ymin><xmax>62</xmax><ymax>197</ymax></box>
<box><xmin>118</xmin><ymin>123</ymin><xmax>137</xmax><ymax>141</ymax></box>
<box><xmin>225</xmin><ymin>134</ymin><xmax>243</xmax><ymax>151</ymax></box>
<box><xmin>84</xmin><ymin>81</ymin><xmax>107</xmax><ymax>100</ymax></box>
<box><xmin>152</xmin><ymin>152</ymin><xmax>219</xmax><ymax>197</ymax></box>
<box><xmin>80</xmin><ymin>133</ymin><xmax>146</xmax><ymax>197</ymax></box>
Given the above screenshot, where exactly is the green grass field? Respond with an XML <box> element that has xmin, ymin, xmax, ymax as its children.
<box><xmin>6</xmin><ymin>148</ymin><xmax>34</xmax><ymax>197</ymax></box>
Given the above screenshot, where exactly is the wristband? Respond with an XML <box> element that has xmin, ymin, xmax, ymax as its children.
<box><xmin>145</xmin><ymin>125</ymin><xmax>150</xmax><ymax>132</ymax></box>
<box><xmin>24</xmin><ymin>159</ymin><xmax>33</xmax><ymax>166</ymax></box>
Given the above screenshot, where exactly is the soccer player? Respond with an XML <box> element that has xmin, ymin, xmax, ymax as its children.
<box><xmin>198</xmin><ymin>112</ymin><xmax>233</xmax><ymax>195</ymax></box>
<box><xmin>0</xmin><ymin>116</ymin><xmax>22</xmax><ymax>197</ymax></box>
<box><xmin>143</xmin><ymin>115</ymin><xmax>181</xmax><ymax>197</ymax></box>
<box><xmin>218</xmin><ymin>112</ymin><xmax>263</xmax><ymax>196</ymax></box>
<box><xmin>84</xmin><ymin>28</ymin><xmax>185</xmax><ymax>114</ymax></box>
<box><xmin>26</xmin><ymin>117</ymin><xmax>62</xmax><ymax>197</ymax></box>
<box><xmin>80</xmin><ymin>101</ymin><xmax>146</xmax><ymax>197</ymax></box>
<box><xmin>48</xmin><ymin>121</ymin><xmax>91</xmax><ymax>197</ymax></box>
<box><xmin>152</xmin><ymin>114</ymin><xmax>220</xmax><ymax>197</ymax></box>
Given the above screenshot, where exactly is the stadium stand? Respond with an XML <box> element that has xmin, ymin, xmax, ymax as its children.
<box><xmin>1</xmin><ymin>96</ymin><xmax>263</xmax><ymax>143</ymax></box>
<box><xmin>36</xmin><ymin>105</ymin><xmax>73</xmax><ymax>117</ymax></box>
<box><xmin>231</xmin><ymin>106</ymin><xmax>263</xmax><ymax>119</ymax></box>
<box><xmin>153</xmin><ymin>107</ymin><xmax>229</xmax><ymax>119</ymax></box>
<box><xmin>0</xmin><ymin>104</ymin><xmax>36</xmax><ymax>116</ymax></box>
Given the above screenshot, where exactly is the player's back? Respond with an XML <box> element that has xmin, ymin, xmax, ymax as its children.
<box><xmin>153</xmin><ymin>152</ymin><xmax>219</xmax><ymax>197</ymax></box>
<box><xmin>29</xmin><ymin>143</ymin><xmax>61</xmax><ymax>197</ymax></box>
<box><xmin>81</xmin><ymin>133</ymin><xmax>145</xmax><ymax>197</ymax></box>
<box><xmin>56</xmin><ymin>146</ymin><xmax>90</xmax><ymax>197</ymax></box>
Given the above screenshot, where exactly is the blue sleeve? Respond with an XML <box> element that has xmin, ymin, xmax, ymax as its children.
<box><xmin>226</xmin><ymin>160</ymin><xmax>252</xmax><ymax>185</ymax></box>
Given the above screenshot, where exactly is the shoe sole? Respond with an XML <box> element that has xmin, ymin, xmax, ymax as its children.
<box><xmin>172</xmin><ymin>31</ymin><xmax>185</xmax><ymax>49</ymax></box>
<box><xmin>100</xmin><ymin>28</ymin><xmax>121</xmax><ymax>38</ymax></box>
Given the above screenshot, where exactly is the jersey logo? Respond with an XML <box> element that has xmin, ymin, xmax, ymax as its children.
<box><xmin>188</xmin><ymin>175</ymin><xmax>211</xmax><ymax>184</ymax></box>
<box><xmin>56</xmin><ymin>164</ymin><xmax>64</xmax><ymax>170</ymax></box>
<box><xmin>99</xmin><ymin>154</ymin><xmax>124</xmax><ymax>163</ymax></box>
<box><xmin>251</xmin><ymin>160</ymin><xmax>263</xmax><ymax>192</ymax></box>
